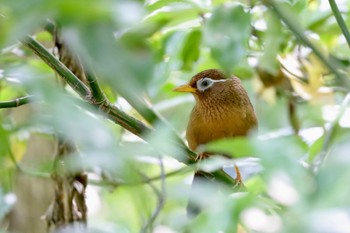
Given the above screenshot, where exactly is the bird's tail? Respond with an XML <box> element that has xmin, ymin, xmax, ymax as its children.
<box><xmin>187</xmin><ymin>171</ymin><xmax>216</xmax><ymax>217</ymax></box>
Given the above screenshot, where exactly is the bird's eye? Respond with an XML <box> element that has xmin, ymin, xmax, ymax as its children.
<box><xmin>197</xmin><ymin>77</ymin><xmax>213</xmax><ymax>91</ymax></box>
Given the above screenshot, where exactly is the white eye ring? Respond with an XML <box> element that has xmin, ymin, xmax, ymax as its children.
<box><xmin>196</xmin><ymin>77</ymin><xmax>226</xmax><ymax>92</ymax></box>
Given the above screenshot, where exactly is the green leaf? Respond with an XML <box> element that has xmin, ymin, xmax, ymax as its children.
<box><xmin>146</xmin><ymin>0</ymin><xmax>197</xmax><ymax>12</ymax></box>
<box><xmin>205</xmin><ymin>137</ymin><xmax>257</xmax><ymax>158</ymax></box>
<box><xmin>181</xmin><ymin>29</ymin><xmax>202</xmax><ymax>70</ymax></box>
<box><xmin>259</xmin><ymin>12</ymin><xmax>284</xmax><ymax>74</ymax></box>
<box><xmin>307</xmin><ymin>135</ymin><xmax>324</xmax><ymax>163</ymax></box>
<box><xmin>282</xmin><ymin>0</ymin><xmax>307</xmax><ymax>10</ymax></box>
<box><xmin>69</xmin><ymin>22</ymin><xmax>158</xmax><ymax>122</ymax></box>
<box><xmin>245</xmin><ymin>175</ymin><xmax>266</xmax><ymax>195</ymax></box>
<box><xmin>232</xmin><ymin>59</ymin><xmax>255</xmax><ymax>79</ymax></box>
<box><xmin>305</xmin><ymin>10</ymin><xmax>333</xmax><ymax>30</ymax></box>
<box><xmin>0</xmin><ymin>0</ymin><xmax>48</xmax><ymax>47</ymax></box>
<box><xmin>163</xmin><ymin>30</ymin><xmax>187</xmax><ymax>69</ymax></box>
<box><xmin>145</xmin><ymin>2</ymin><xmax>201</xmax><ymax>28</ymax></box>
<box><xmin>204</xmin><ymin>5</ymin><xmax>251</xmax><ymax>73</ymax></box>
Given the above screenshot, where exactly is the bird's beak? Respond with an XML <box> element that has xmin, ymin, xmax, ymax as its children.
<box><xmin>173</xmin><ymin>84</ymin><xmax>196</xmax><ymax>93</ymax></box>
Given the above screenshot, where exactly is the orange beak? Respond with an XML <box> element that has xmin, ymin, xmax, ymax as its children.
<box><xmin>173</xmin><ymin>84</ymin><xmax>196</xmax><ymax>93</ymax></box>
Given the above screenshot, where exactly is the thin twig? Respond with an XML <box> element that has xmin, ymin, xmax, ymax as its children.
<box><xmin>140</xmin><ymin>157</ymin><xmax>166</xmax><ymax>233</ymax></box>
<box><xmin>279</xmin><ymin>61</ymin><xmax>307</xmax><ymax>83</ymax></box>
<box><xmin>311</xmin><ymin>92</ymin><xmax>350</xmax><ymax>173</ymax></box>
<box><xmin>89</xmin><ymin>166</ymin><xmax>192</xmax><ymax>187</ymax></box>
<box><xmin>328</xmin><ymin>0</ymin><xmax>350</xmax><ymax>48</ymax></box>
<box><xmin>0</xmin><ymin>95</ymin><xmax>35</xmax><ymax>109</ymax></box>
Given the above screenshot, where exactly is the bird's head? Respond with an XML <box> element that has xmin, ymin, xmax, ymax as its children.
<box><xmin>173</xmin><ymin>69</ymin><xmax>232</xmax><ymax>102</ymax></box>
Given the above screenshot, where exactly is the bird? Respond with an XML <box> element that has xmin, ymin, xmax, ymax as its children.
<box><xmin>174</xmin><ymin>69</ymin><xmax>257</xmax><ymax>153</ymax></box>
<box><xmin>173</xmin><ymin>69</ymin><xmax>258</xmax><ymax>215</ymax></box>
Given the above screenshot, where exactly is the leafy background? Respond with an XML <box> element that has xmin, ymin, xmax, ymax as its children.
<box><xmin>1</xmin><ymin>0</ymin><xmax>350</xmax><ymax>232</ymax></box>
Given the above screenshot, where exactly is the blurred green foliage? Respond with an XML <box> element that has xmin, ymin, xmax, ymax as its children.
<box><xmin>1</xmin><ymin>0</ymin><xmax>350</xmax><ymax>233</ymax></box>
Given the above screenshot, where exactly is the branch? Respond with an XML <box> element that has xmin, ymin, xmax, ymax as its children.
<box><xmin>99</xmin><ymin>102</ymin><xmax>150</xmax><ymax>136</ymax></box>
<box><xmin>22</xmin><ymin>36</ymin><xmax>92</xmax><ymax>100</ymax></box>
<box><xmin>0</xmin><ymin>95</ymin><xmax>35</xmax><ymax>109</ymax></box>
<box><xmin>329</xmin><ymin>0</ymin><xmax>350</xmax><ymax>48</ymax></box>
<box><xmin>264</xmin><ymin>1</ymin><xmax>347</xmax><ymax>83</ymax></box>
<box><xmin>84</xmin><ymin>68</ymin><xmax>106</xmax><ymax>104</ymax></box>
<box><xmin>80</xmin><ymin>63</ymin><xmax>150</xmax><ymax>135</ymax></box>
<box><xmin>22</xmin><ymin>36</ymin><xmax>149</xmax><ymax>137</ymax></box>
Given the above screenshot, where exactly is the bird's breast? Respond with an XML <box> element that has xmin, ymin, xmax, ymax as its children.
<box><xmin>186</xmin><ymin>104</ymin><xmax>257</xmax><ymax>151</ymax></box>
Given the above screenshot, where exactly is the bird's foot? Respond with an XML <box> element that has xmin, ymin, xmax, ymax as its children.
<box><xmin>233</xmin><ymin>164</ymin><xmax>246</xmax><ymax>191</ymax></box>
<box><xmin>195</xmin><ymin>152</ymin><xmax>210</xmax><ymax>161</ymax></box>
<box><xmin>234</xmin><ymin>164</ymin><xmax>243</xmax><ymax>184</ymax></box>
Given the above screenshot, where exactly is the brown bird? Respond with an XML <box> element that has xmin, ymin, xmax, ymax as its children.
<box><xmin>174</xmin><ymin>69</ymin><xmax>257</xmax><ymax>214</ymax></box>
<box><xmin>174</xmin><ymin>69</ymin><xmax>257</xmax><ymax>153</ymax></box>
